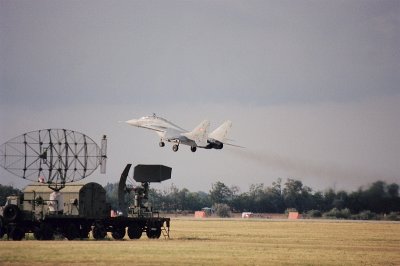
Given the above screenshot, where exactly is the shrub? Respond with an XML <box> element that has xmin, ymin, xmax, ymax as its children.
<box><xmin>355</xmin><ymin>210</ymin><xmax>378</xmax><ymax>220</ymax></box>
<box><xmin>323</xmin><ymin>208</ymin><xmax>351</xmax><ymax>219</ymax></box>
<box><xmin>213</xmin><ymin>203</ymin><xmax>232</xmax><ymax>218</ymax></box>
<box><xmin>305</xmin><ymin>209</ymin><xmax>322</xmax><ymax>218</ymax></box>
<box><xmin>384</xmin><ymin>212</ymin><xmax>399</xmax><ymax>221</ymax></box>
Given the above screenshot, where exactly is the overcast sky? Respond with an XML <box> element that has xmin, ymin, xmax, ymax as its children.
<box><xmin>1</xmin><ymin>0</ymin><xmax>399</xmax><ymax>193</ymax></box>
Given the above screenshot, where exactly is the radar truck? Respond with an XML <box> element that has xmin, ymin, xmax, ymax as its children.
<box><xmin>0</xmin><ymin>164</ymin><xmax>171</xmax><ymax>241</ymax></box>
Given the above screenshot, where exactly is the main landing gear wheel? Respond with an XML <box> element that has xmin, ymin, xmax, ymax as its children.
<box><xmin>159</xmin><ymin>141</ymin><xmax>165</xmax><ymax>147</ymax></box>
<box><xmin>172</xmin><ymin>144</ymin><xmax>179</xmax><ymax>152</ymax></box>
<box><xmin>190</xmin><ymin>146</ymin><xmax>197</xmax><ymax>152</ymax></box>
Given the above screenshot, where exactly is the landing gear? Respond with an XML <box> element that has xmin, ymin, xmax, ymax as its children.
<box><xmin>172</xmin><ymin>144</ymin><xmax>179</xmax><ymax>152</ymax></box>
<box><xmin>190</xmin><ymin>146</ymin><xmax>197</xmax><ymax>152</ymax></box>
<box><xmin>159</xmin><ymin>141</ymin><xmax>165</xmax><ymax>147</ymax></box>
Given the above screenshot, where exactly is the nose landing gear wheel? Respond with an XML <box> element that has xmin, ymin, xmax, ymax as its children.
<box><xmin>159</xmin><ymin>141</ymin><xmax>165</xmax><ymax>147</ymax></box>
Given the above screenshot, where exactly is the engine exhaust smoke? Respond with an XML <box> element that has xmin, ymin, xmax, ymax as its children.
<box><xmin>228</xmin><ymin>148</ymin><xmax>385</xmax><ymax>185</ymax></box>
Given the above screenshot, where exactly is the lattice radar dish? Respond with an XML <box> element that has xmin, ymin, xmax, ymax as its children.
<box><xmin>0</xmin><ymin>129</ymin><xmax>107</xmax><ymax>191</ymax></box>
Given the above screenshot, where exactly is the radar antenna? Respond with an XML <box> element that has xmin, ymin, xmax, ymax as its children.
<box><xmin>0</xmin><ymin>129</ymin><xmax>107</xmax><ymax>191</ymax></box>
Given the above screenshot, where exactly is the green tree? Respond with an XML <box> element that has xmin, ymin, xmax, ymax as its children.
<box><xmin>210</xmin><ymin>181</ymin><xmax>233</xmax><ymax>205</ymax></box>
<box><xmin>213</xmin><ymin>203</ymin><xmax>232</xmax><ymax>217</ymax></box>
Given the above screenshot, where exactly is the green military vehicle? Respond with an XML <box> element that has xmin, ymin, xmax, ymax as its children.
<box><xmin>0</xmin><ymin>164</ymin><xmax>171</xmax><ymax>240</ymax></box>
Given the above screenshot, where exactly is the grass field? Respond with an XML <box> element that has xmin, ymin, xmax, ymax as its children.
<box><xmin>1</xmin><ymin>218</ymin><xmax>399</xmax><ymax>265</ymax></box>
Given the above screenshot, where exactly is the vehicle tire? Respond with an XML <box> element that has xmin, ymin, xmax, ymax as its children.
<box><xmin>10</xmin><ymin>226</ymin><xmax>25</xmax><ymax>241</ymax></box>
<box><xmin>111</xmin><ymin>227</ymin><xmax>125</xmax><ymax>240</ymax></box>
<box><xmin>79</xmin><ymin>225</ymin><xmax>90</xmax><ymax>239</ymax></box>
<box><xmin>0</xmin><ymin>216</ymin><xmax>4</xmax><ymax>238</ymax></box>
<box><xmin>33</xmin><ymin>229</ymin><xmax>41</xmax><ymax>240</ymax></box>
<box><xmin>3</xmin><ymin>205</ymin><xmax>19</xmax><ymax>222</ymax></box>
<box><xmin>34</xmin><ymin>223</ymin><xmax>54</xmax><ymax>240</ymax></box>
<box><xmin>190</xmin><ymin>146</ymin><xmax>197</xmax><ymax>152</ymax></box>
<box><xmin>92</xmin><ymin>224</ymin><xmax>107</xmax><ymax>240</ymax></box>
<box><xmin>159</xmin><ymin>142</ymin><xmax>165</xmax><ymax>147</ymax></box>
<box><xmin>64</xmin><ymin>223</ymin><xmax>79</xmax><ymax>240</ymax></box>
<box><xmin>146</xmin><ymin>226</ymin><xmax>161</xmax><ymax>239</ymax></box>
<box><xmin>127</xmin><ymin>225</ymin><xmax>142</xmax><ymax>239</ymax></box>
<box><xmin>172</xmin><ymin>145</ymin><xmax>179</xmax><ymax>152</ymax></box>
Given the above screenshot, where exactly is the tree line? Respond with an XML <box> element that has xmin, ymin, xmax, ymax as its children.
<box><xmin>1</xmin><ymin>179</ymin><xmax>399</xmax><ymax>220</ymax></box>
<box><xmin>104</xmin><ymin>178</ymin><xmax>400</xmax><ymax>219</ymax></box>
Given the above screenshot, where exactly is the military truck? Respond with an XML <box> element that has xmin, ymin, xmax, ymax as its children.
<box><xmin>0</xmin><ymin>164</ymin><xmax>171</xmax><ymax>241</ymax></box>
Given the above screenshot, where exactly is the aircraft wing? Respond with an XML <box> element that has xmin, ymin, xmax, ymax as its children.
<box><xmin>125</xmin><ymin>118</ymin><xmax>169</xmax><ymax>133</ymax></box>
<box><xmin>136</xmin><ymin>124</ymin><xmax>166</xmax><ymax>133</ymax></box>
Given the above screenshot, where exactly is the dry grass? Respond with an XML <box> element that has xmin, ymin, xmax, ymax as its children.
<box><xmin>1</xmin><ymin>219</ymin><xmax>399</xmax><ymax>265</ymax></box>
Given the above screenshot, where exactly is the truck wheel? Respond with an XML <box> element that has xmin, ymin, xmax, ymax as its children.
<box><xmin>79</xmin><ymin>225</ymin><xmax>90</xmax><ymax>239</ymax></box>
<box><xmin>111</xmin><ymin>227</ymin><xmax>125</xmax><ymax>240</ymax></box>
<box><xmin>146</xmin><ymin>226</ymin><xmax>161</xmax><ymax>239</ymax></box>
<box><xmin>64</xmin><ymin>223</ymin><xmax>79</xmax><ymax>240</ymax></box>
<box><xmin>10</xmin><ymin>226</ymin><xmax>25</xmax><ymax>241</ymax></box>
<box><xmin>0</xmin><ymin>216</ymin><xmax>4</xmax><ymax>238</ymax></box>
<box><xmin>35</xmin><ymin>223</ymin><xmax>54</xmax><ymax>240</ymax></box>
<box><xmin>92</xmin><ymin>224</ymin><xmax>107</xmax><ymax>240</ymax></box>
<box><xmin>3</xmin><ymin>205</ymin><xmax>19</xmax><ymax>222</ymax></box>
<box><xmin>127</xmin><ymin>225</ymin><xmax>142</xmax><ymax>239</ymax></box>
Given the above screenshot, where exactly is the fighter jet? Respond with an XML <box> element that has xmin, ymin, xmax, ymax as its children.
<box><xmin>124</xmin><ymin>114</ymin><xmax>240</xmax><ymax>152</ymax></box>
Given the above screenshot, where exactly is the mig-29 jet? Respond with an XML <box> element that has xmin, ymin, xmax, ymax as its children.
<box><xmin>124</xmin><ymin>114</ymin><xmax>239</xmax><ymax>152</ymax></box>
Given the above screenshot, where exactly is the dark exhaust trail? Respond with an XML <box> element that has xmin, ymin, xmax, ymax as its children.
<box><xmin>227</xmin><ymin>148</ymin><xmax>383</xmax><ymax>185</ymax></box>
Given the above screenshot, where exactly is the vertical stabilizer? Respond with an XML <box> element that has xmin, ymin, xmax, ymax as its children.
<box><xmin>209</xmin><ymin>120</ymin><xmax>232</xmax><ymax>142</ymax></box>
<box><xmin>184</xmin><ymin>120</ymin><xmax>210</xmax><ymax>146</ymax></box>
